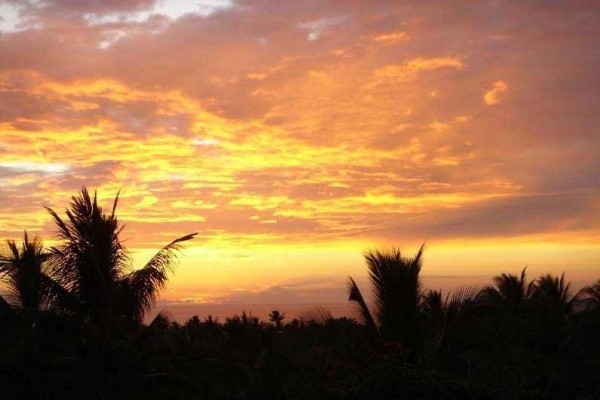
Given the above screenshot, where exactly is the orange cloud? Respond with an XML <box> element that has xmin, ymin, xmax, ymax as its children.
<box><xmin>372</xmin><ymin>57</ymin><xmax>463</xmax><ymax>83</ymax></box>
<box><xmin>484</xmin><ymin>80</ymin><xmax>508</xmax><ymax>105</ymax></box>
<box><xmin>373</xmin><ymin>31</ymin><xmax>410</xmax><ymax>43</ymax></box>
<box><xmin>0</xmin><ymin>1</ymin><xmax>598</xmax><ymax>303</ymax></box>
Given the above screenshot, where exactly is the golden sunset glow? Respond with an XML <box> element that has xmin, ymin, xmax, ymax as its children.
<box><xmin>0</xmin><ymin>0</ymin><xmax>598</xmax><ymax>308</ymax></box>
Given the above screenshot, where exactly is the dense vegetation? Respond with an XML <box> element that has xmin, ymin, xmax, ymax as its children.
<box><xmin>0</xmin><ymin>188</ymin><xmax>598</xmax><ymax>399</ymax></box>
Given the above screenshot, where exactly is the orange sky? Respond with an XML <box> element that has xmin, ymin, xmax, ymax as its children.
<box><xmin>0</xmin><ymin>0</ymin><xmax>598</xmax><ymax>305</ymax></box>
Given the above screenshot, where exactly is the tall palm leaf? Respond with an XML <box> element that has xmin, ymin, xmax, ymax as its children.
<box><xmin>348</xmin><ymin>277</ymin><xmax>380</xmax><ymax>343</ymax></box>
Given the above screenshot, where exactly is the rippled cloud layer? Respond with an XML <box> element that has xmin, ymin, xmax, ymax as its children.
<box><xmin>1</xmin><ymin>0</ymin><xmax>598</xmax><ymax>303</ymax></box>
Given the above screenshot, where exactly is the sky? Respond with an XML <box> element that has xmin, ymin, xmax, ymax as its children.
<box><xmin>0</xmin><ymin>0</ymin><xmax>598</xmax><ymax>307</ymax></box>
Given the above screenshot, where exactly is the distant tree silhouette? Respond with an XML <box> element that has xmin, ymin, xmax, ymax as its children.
<box><xmin>575</xmin><ymin>279</ymin><xmax>600</xmax><ymax>312</ymax></box>
<box><xmin>348</xmin><ymin>245</ymin><xmax>424</xmax><ymax>350</ymax></box>
<box><xmin>483</xmin><ymin>268</ymin><xmax>535</xmax><ymax>313</ymax></box>
<box><xmin>532</xmin><ymin>273</ymin><xmax>574</xmax><ymax>316</ymax></box>
<box><xmin>46</xmin><ymin>187</ymin><xmax>196</xmax><ymax>332</ymax></box>
<box><xmin>268</xmin><ymin>309</ymin><xmax>286</xmax><ymax>330</ymax></box>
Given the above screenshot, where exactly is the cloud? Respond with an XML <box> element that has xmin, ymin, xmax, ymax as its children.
<box><xmin>15</xmin><ymin>0</ymin><xmax>157</xmax><ymax>17</ymax></box>
<box><xmin>373</xmin><ymin>31</ymin><xmax>410</xmax><ymax>43</ymax></box>
<box><xmin>299</xmin><ymin>16</ymin><xmax>346</xmax><ymax>41</ymax></box>
<box><xmin>484</xmin><ymin>80</ymin><xmax>508</xmax><ymax>105</ymax></box>
<box><xmin>0</xmin><ymin>0</ymin><xmax>597</xmax><ymax>300</ymax></box>
<box><xmin>373</xmin><ymin>57</ymin><xmax>463</xmax><ymax>83</ymax></box>
<box><xmin>0</xmin><ymin>161</ymin><xmax>68</xmax><ymax>173</ymax></box>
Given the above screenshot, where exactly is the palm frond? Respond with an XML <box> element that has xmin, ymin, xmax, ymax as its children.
<box><xmin>445</xmin><ymin>286</ymin><xmax>484</xmax><ymax>319</ymax></box>
<box><xmin>125</xmin><ymin>233</ymin><xmax>197</xmax><ymax>322</ymax></box>
<box><xmin>573</xmin><ymin>279</ymin><xmax>600</xmax><ymax>312</ymax></box>
<box><xmin>364</xmin><ymin>244</ymin><xmax>424</xmax><ymax>343</ymax></box>
<box><xmin>486</xmin><ymin>267</ymin><xmax>533</xmax><ymax>313</ymax></box>
<box><xmin>421</xmin><ymin>289</ymin><xmax>445</xmax><ymax>320</ymax></box>
<box><xmin>111</xmin><ymin>190</ymin><xmax>121</xmax><ymax>218</ymax></box>
<box><xmin>348</xmin><ymin>277</ymin><xmax>380</xmax><ymax>342</ymax></box>
<box><xmin>299</xmin><ymin>305</ymin><xmax>334</xmax><ymax>325</ymax></box>
<box><xmin>39</xmin><ymin>273</ymin><xmax>80</xmax><ymax>314</ymax></box>
<box><xmin>430</xmin><ymin>286</ymin><xmax>483</xmax><ymax>357</ymax></box>
<box><xmin>45</xmin><ymin>206</ymin><xmax>73</xmax><ymax>241</ymax></box>
<box><xmin>533</xmin><ymin>273</ymin><xmax>574</xmax><ymax>313</ymax></box>
<box><xmin>146</xmin><ymin>310</ymin><xmax>173</xmax><ymax>330</ymax></box>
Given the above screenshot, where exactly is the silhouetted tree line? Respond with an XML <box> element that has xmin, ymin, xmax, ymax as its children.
<box><xmin>0</xmin><ymin>188</ymin><xmax>598</xmax><ymax>399</ymax></box>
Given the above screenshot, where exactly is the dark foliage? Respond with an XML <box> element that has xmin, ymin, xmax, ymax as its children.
<box><xmin>0</xmin><ymin>189</ymin><xmax>599</xmax><ymax>399</ymax></box>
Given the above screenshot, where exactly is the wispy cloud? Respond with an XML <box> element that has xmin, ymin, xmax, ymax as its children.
<box><xmin>0</xmin><ymin>161</ymin><xmax>68</xmax><ymax>174</ymax></box>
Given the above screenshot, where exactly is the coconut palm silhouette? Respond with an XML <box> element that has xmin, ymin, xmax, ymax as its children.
<box><xmin>0</xmin><ymin>231</ymin><xmax>57</xmax><ymax>313</ymax></box>
<box><xmin>483</xmin><ymin>268</ymin><xmax>535</xmax><ymax>313</ymax></box>
<box><xmin>46</xmin><ymin>187</ymin><xmax>196</xmax><ymax>333</ymax></box>
<box><xmin>348</xmin><ymin>245</ymin><xmax>424</xmax><ymax>350</ymax></box>
<box><xmin>532</xmin><ymin>273</ymin><xmax>575</xmax><ymax>316</ymax></box>
<box><xmin>268</xmin><ymin>309</ymin><xmax>286</xmax><ymax>330</ymax></box>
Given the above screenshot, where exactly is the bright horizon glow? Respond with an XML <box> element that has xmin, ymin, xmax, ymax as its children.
<box><xmin>0</xmin><ymin>0</ymin><xmax>598</xmax><ymax>306</ymax></box>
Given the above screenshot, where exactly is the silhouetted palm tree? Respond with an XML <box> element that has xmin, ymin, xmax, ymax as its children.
<box><xmin>46</xmin><ymin>188</ymin><xmax>196</xmax><ymax>330</ymax></box>
<box><xmin>348</xmin><ymin>245</ymin><xmax>424</xmax><ymax>348</ymax></box>
<box><xmin>0</xmin><ymin>231</ymin><xmax>51</xmax><ymax>312</ymax></box>
<box><xmin>532</xmin><ymin>273</ymin><xmax>574</xmax><ymax>315</ymax></box>
<box><xmin>483</xmin><ymin>268</ymin><xmax>535</xmax><ymax>313</ymax></box>
<box><xmin>268</xmin><ymin>309</ymin><xmax>286</xmax><ymax>330</ymax></box>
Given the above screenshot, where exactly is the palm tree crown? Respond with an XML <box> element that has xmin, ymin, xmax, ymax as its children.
<box><xmin>268</xmin><ymin>309</ymin><xmax>286</xmax><ymax>329</ymax></box>
<box><xmin>483</xmin><ymin>268</ymin><xmax>535</xmax><ymax>313</ymax></box>
<box><xmin>47</xmin><ymin>187</ymin><xmax>196</xmax><ymax>327</ymax></box>
<box><xmin>0</xmin><ymin>231</ymin><xmax>49</xmax><ymax>311</ymax></box>
<box><xmin>532</xmin><ymin>273</ymin><xmax>573</xmax><ymax>315</ymax></box>
<box><xmin>348</xmin><ymin>245</ymin><xmax>424</xmax><ymax>347</ymax></box>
